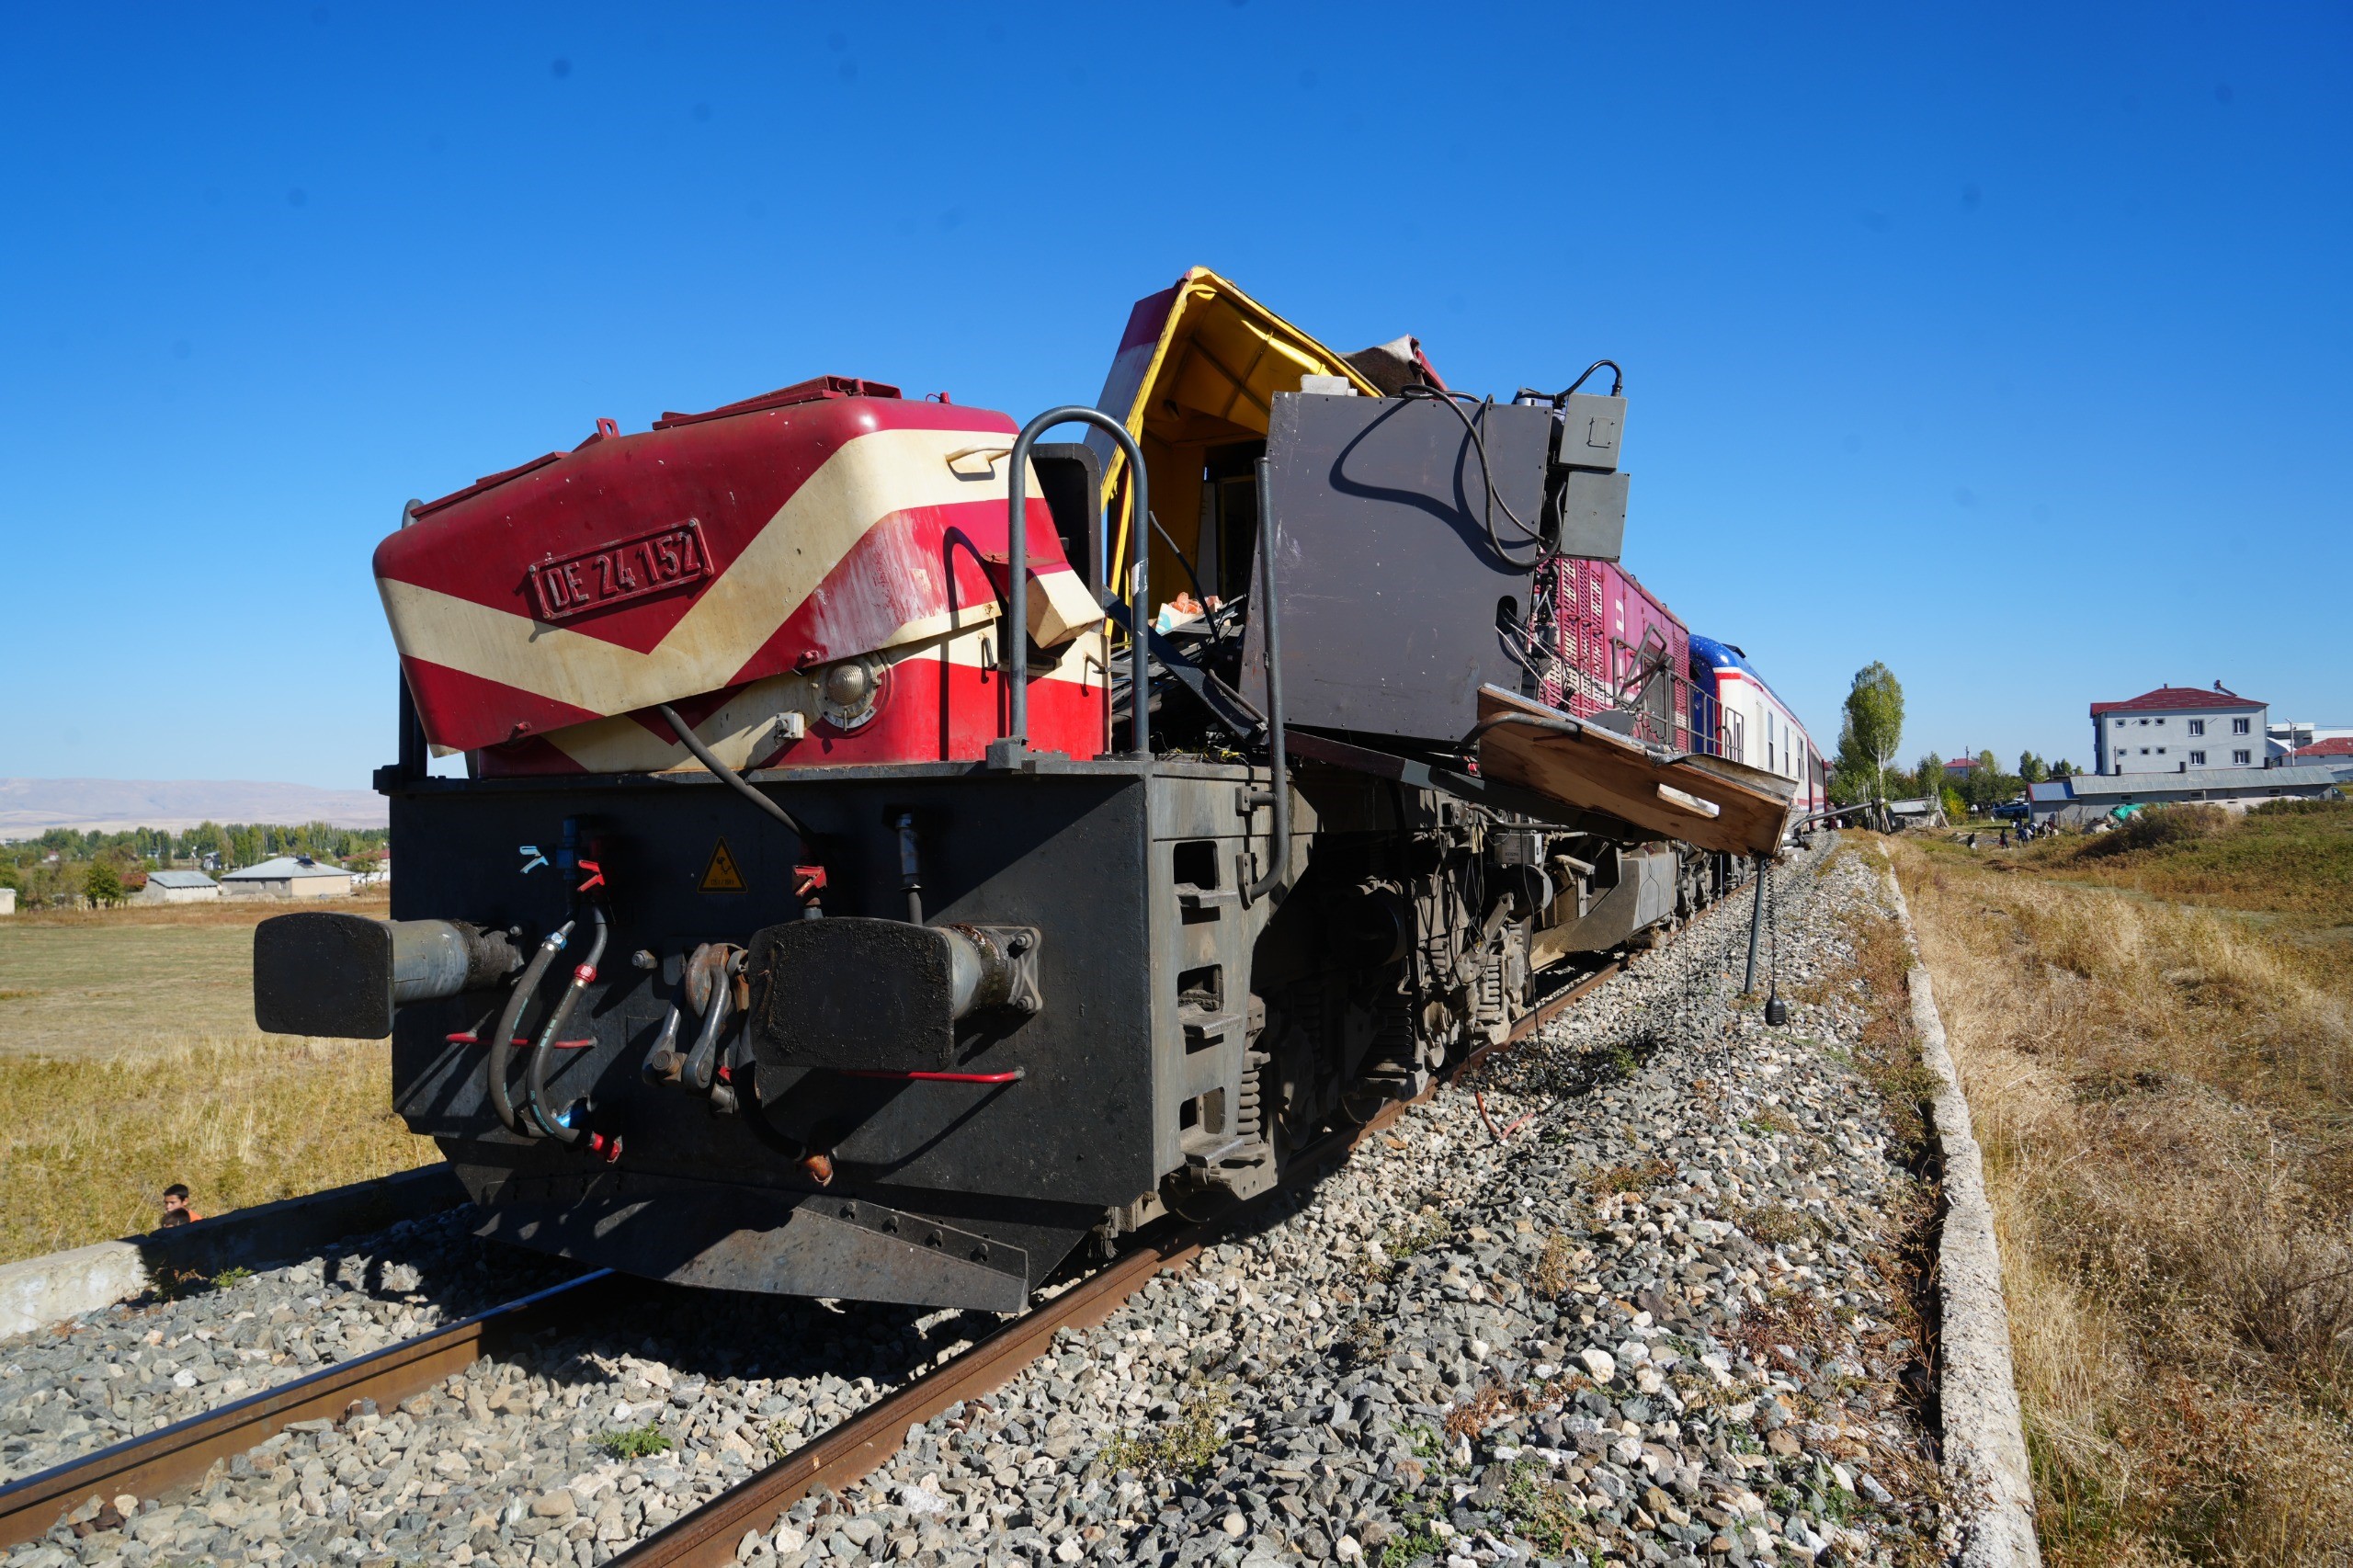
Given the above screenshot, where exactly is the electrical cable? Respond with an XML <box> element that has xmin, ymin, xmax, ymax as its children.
<box><xmin>1395</xmin><ymin>384</ymin><xmax>1547</xmax><ymax>567</ymax></box>
<box><xmin>656</xmin><ymin>703</ymin><xmax>813</xmax><ymax>845</ymax></box>
<box><xmin>485</xmin><ymin>919</ymin><xmax>574</xmax><ymax>1135</ymax></box>
<box><xmin>1145</xmin><ymin>509</ymin><xmax>1214</xmax><ymax>615</ymax></box>
<box><xmin>1541</xmin><ymin>360</ymin><xmax>1624</xmax><ymax>402</ymax></box>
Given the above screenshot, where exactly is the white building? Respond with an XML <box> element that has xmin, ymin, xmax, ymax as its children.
<box><xmin>220</xmin><ymin>856</ymin><xmax>353</xmax><ymax>900</ymax></box>
<box><xmin>2027</xmin><ymin>763</ymin><xmax>2348</xmax><ymax>826</ymax></box>
<box><xmin>2091</xmin><ymin>684</ymin><xmax>2267</xmax><ymax>777</ymax></box>
<box><xmin>2268</xmin><ymin>722</ymin><xmax>2353</xmax><ymax>762</ymax></box>
<box><xmin>136</xmin><ymin>869</ymin><xmax>221</xmax><ymax>904</ymax></box>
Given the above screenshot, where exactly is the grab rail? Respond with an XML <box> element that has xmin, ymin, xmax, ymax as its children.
<box><xmin>1004</xmin><ymin>407</ymin><xmax>1152</xmax><ymax>760</ymax></box>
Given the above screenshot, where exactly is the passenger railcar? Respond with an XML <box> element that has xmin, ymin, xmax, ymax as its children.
<box><xmin>1688</xmin><ymin>634</ymin><xmax>1826</xmax><ymax>820</ymax></box>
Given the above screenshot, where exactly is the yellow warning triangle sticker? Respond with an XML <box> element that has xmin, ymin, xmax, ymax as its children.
<box><xmin>699</xmin><ymin>837</ymin><xmax>747</xmax><ymax>892</ymax></box>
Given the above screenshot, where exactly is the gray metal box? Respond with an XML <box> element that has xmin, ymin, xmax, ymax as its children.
<box><xmin>1555</xmin><ymin>393</ymin><xmax>1626</xmax><ymax>472</ymax></box>
<box><xmin>1245</xmin><ymin>392</ymin><xmax>1550</xmax><ymax>747</ymax></box>
<box><xmin>1556</xmin><ymin>469</ymin><xmax>1629</xmax><ymax>562</ymax></box>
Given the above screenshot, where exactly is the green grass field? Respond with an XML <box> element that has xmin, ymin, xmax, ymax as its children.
<box><xmin>0</xmin><ymin>896</ymin><xmax>438</xmax><ymax>1264</ymax></box>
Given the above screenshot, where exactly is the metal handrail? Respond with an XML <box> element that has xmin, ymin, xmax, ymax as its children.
<box><xmin>1244</xmin><ymin>454</ymin><xmax>1289</xmax><ymax>902</ymax></box>
<box><xmin>1005</xmin><ymin>407</ymin><xmax>1152</xmax><ymax>758</ymax></box>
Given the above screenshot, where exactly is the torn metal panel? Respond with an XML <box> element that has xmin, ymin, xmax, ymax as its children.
<box><xmin>1473</xmin><ymin>685</ymin><xmax>1795</xmax><ymax>857</ymax></box>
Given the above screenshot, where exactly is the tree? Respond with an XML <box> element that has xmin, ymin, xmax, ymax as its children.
<box><xmin>2018</xmin><ymin>751</ymin><xmax>2049</xmax><ymax>784</ymax></box>
<box><xmin>2052</xmin><ymin>758</ymin><xmax>2077</xmax><ymax>778</ymax></box>
<box><xmin>1911</xmin><ymin>752</ymin><xmax>1944</xmax><ymax>800</ymax></box>
<box><xmin>1834</xmin><ymin>663</ymin><xmax>1904</xmax><ymax>804</ymax></box>
<box><xmin>85</xmin><ymin>859</ymin><xmax>123</xmax><ymax>908</ymax></box>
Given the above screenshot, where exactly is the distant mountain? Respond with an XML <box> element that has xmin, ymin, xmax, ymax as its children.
<box><xmin>0</xmin><ymin>778</ymin><xmax>389</xmax><ymax>838</ymax></box>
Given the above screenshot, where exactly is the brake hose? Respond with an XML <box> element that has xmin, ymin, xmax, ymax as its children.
<box><xmin>524</xmin><ymin>903</ymin><xmax>608</xmax><ymax>1142</ymax></box>
<box><xmin>485</xmin><ymin>919</ymin><xmax>574</xmax><ymax>1135</ymax></box>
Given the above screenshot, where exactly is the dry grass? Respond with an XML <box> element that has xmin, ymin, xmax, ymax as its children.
<box><xmin>1893</xmin><ymin>833</ymin><xmax>2353</xmax><ymax>1565</ymax></box>
<box><xmin>2022</xmin><ymin>798</ymin><xmax>2353</xmax><ymax>926</ymax></box>
<box><xmin>0</xmin><ymin>895</ymin><xmax>433</xmax><ymax>1264</ymax></box>
<box><xmin>0</xmin><ymin>1032</ymin><xmax>437</xmax><ymax>1264</ymax></box>
<box><xmin>0</xmin><ymin>893</ymin><xmax>392</xmax><ymax>1060</ymax></box>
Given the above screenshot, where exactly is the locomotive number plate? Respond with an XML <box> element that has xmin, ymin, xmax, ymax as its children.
<box><xmin>529</xmin><ymin>519</ymin><xmax>712</xmax><ymax>622</ymax></box>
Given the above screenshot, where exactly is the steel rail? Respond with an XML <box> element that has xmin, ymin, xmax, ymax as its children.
<box><xmin>1</xmin><ymin>883</ymin><xmax>1711</xmax><ymax>1561</ymax></box>
<box><xmin>0</xmin><ymin>1270</ymin><xmax>615</xmax><ymax>1551</ymax></box>
<box><xmin>609</xmin><ymin>951</ymin><xmax>1645</xmax><ymax>1566</ymax></box>
<box><xmin>0</xmin><ymin>935</ymin><xmax>1675</xmax><ymax>1559</ymax></box>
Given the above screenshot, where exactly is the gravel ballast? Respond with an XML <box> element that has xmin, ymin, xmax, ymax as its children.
<box><xmin>6</xmin><ymin>835</ymin><xmax>1952</xmax><ymax>1567</ymax></box>
<box><xmin>751</xmin><ymin>837</ymin><xmax>1949</xmax><ymax>1567</ymax></box>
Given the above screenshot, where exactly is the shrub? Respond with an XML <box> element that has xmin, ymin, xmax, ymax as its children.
<box><xmin>600</xmin><ymin>1423</ymin><xmax>673</xmax><ymax>1460</ymax></box>
<box><xmin>2082</xmin><ymin>803</ymin><xmax>2228</xmax><ymax>859</ymax></box>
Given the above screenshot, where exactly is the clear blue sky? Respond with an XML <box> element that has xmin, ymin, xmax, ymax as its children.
<box><xmin>4</xmin><ymin>4</ymin><xmax>2347</xmax><ymax>788</ymax></box>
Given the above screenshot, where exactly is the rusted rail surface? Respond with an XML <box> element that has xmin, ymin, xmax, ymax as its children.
<box><xmin>611</xmin><ymin>955</ymin><xmax>1629</xmax><ymax>1566</ymax></box>
<box><xmin>0</xmin><ymin>1271</ymin><xmax>613</xmax><ymax>1551</ymax></box>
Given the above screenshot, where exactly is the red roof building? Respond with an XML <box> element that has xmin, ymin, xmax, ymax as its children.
<box><xmin>2089</xmin><ymin>684</ymin><xmax>2264</xmax><ymax>718</ymax></box>
<box><xmin>2092</xmin><ymin>684</ymin><xmax>2268</xmax><ymax>777</ymax></box>
<box><xmin>2289</xmin><ymin>736</ymin><xmax>2353</xmax><ymax>761</ymax></box>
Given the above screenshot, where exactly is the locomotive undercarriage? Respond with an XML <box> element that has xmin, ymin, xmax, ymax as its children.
<box><xmin>347</xmin><ymin>748</ymin><xmax>1729</xmax><ymax>1312</ymax></box>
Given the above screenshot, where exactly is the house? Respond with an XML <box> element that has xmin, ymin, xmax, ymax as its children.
<box><xmin>220</xmin><ymin>855</ymin><xmax>352</xmax><ymax>900</ymax></box>
<box><xmin>2268</xmin><ymin>722</ymin><xmax>2353</xmax><ymax>761</ymax></box>
<box><xmin>2091</xmin><ymin>684</ymin><xmax>2267</xmax><ymax>776</ymax></box>
<box><xmin>136</xmin><ymin>869</ymin><xmax>221</xmax><ymax>904</ymax></box>
<box><xmin>1887</xmin><ymin>797</ymin><xmax>1946</xmax><ymax>829</ymax></box>
<box><xmin>2025</xmin><ymin>763</ymin><xmax>2347</xmax><ymax>827</ymax></box>
<box><xmin>2282</xmin><ymin>735</ymin><xmax>2353</xmax><ymax>765</ymax></box>
<box><xmin>1943</xmin><ymin>756</ymin><xmax>1983</xmax><ymax>778</ymax></box>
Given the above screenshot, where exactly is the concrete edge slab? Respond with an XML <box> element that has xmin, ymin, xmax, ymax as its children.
<box><xmin>0</xmin><ymin>1163</ymin><xmax>466</xmax><ymax>1340</ymax></box>
<box><xmin>1882</xmin><ymin>866</ymin><xmax>2040</xmax><ymax>1567</ymax></box>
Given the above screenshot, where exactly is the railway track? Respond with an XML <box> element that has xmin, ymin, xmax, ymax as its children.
<box><xmin>0</xmin><ymin>960</ymin><xmax>1626</xmax><ymax>1563</ymax></box>
<box><xmin>608</xmin><ymin>958</ymin><xmax>1625</xmax><ymax>1568</ymax></box>
<box><xmin>0</xmin><ymin>1272</ymin><xmax>614</xmax><ymax>1552</ymax></box>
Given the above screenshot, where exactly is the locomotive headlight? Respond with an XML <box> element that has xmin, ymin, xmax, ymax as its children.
<box><xmin>823</xmin><ymin>661</ymin><xmax>871</xmax><ymax>707</ymax></box>
<box><xmin>818</xmin><ymin>654</ymin><xmax>887</xmax><ymax>730</ymax></box>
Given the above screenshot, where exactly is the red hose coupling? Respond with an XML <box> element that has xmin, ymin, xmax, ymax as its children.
<box><xmin>574</xmin><ymin>963</ymin><xmax>597</xmax><ymax>983</ymax></box>
<box><xmin>586</xmin><ymin>1132</ymin><xmax>624</xmax><ymax>1164</ymax></box>
<box><xmin>576</xmin><ymin>859</ymin><xmax>606</xmax><ymax>892</ymax></box>
<box><xmin>794</xmin><ymin>864</ymin><xmax>827</xmax><ymax>900</ymax></box>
